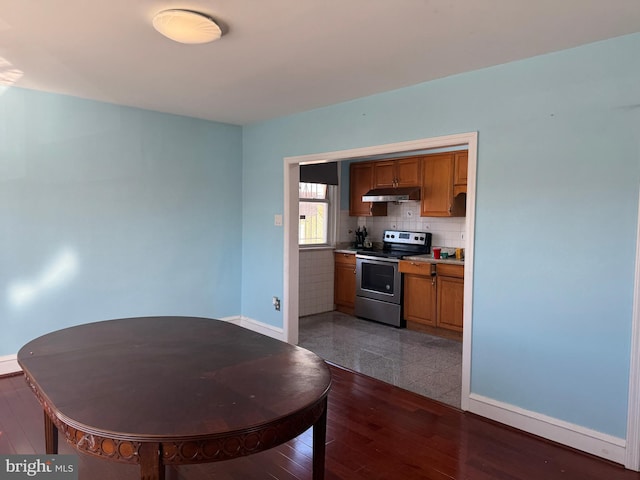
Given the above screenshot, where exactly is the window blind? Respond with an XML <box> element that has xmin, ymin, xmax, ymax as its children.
<box><xmin>300</xmin><ymin>162</ymin><xmax>338</xmax><ymax>185</ymax></box>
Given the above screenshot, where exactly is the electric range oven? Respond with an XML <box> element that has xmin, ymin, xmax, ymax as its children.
<box><xmin>355</xmin><ymin>230</ymin><xmax>431</xmax><ymax>327</ymax></box>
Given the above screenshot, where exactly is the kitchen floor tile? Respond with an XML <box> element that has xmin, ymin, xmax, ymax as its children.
<box><xmin>298</xmin><ymin>311</ymin><xmax>463</xmax><ymax>409</ymax></box>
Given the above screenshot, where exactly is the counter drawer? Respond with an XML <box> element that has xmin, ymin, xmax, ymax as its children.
<box><xmin>399</xmin><ymin>260</ymin><xmax>435</xmax><ymax>276</ymax></box>
<box><xmin>437</xmin><ymin>263</ymin><xmax>464</xmax><ymax>278</ymax></box>
<box><xmin>334</xmin><ymin>252</ymin><xmax>356</xmax><ymax>266</ymax></box>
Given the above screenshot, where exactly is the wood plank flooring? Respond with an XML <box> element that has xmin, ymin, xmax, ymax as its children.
<box><xmin>1</xmin><ymin>364</ymin><xmax>639</xmax><ymax>480</ymax></box>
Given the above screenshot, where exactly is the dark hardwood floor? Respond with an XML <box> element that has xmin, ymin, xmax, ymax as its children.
<box><xmin>1</xmin><ymin>364</ymin><xmax>639</xmax><ymax>480</ymax></box>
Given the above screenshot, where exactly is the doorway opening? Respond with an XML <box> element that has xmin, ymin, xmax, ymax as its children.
<box><xmin>283</xmin><ymin>132</ymin><xmax>478</xmax><ymax>410</ymax></box>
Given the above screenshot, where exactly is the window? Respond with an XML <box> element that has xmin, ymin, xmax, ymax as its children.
<box><xmin>299</xmin><ymin>182</ymin><xmax>335</xmax><ymax>246</ymax></box>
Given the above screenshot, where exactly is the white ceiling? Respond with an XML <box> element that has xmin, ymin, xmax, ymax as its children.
<box><xmin>1</xmin><ymin>1</ymin><xmax>639</xmax><ymax>125</ymax></box>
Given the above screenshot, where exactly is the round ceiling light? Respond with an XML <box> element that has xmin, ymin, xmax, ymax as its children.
<box><xmin>152</xmin><ymin>9</ymin><xmax>222</xmax><ymax>44</ymax></box>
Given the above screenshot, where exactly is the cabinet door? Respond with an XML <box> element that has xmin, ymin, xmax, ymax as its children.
<box><xmin>403</xmin><ymin>273</ymin><xmax>436</xmax><ymax>326</ymax></box>
<box><xmin>437</xmin><ymin>275</ymin><xmax>464</xmax><ymax>332</ymax></box>
<box><xmin>373</xmin><ymin>161</ymin><xmax>396</xmax><ymax>188</ymax></box>
<box><xmin>334</xmin><ymin>254</ymin><xmax>356</xmax><ymax>314</ymax></box>
<box><xmin>374</xmin><ymin>158</ymin><xmax>421</xmax><ymax>188</ymax></box>
<box><xmin>454</xmin><ymin>151</ymin><xmax>468</xmax><ymax>186</ymax></box>
<box><xmin>453</xmin><ymin>151</ymin><xmax>468</xmax><ymax>196</ymax></box>
<box><xmin>396</xmin><ymin>158</ymin><xmax>421</xmax><ymax>187</ymax></box>
<box><xmin>350</xmin><ymin>162</ymin><xmax>387</xmax><ymax>217</ymax></box>
<box><xmin>421</xmin><ymin>153</ymin><xmax>455</xmax><ymax>216</ymax></box>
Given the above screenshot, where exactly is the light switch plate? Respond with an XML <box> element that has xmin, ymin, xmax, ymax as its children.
<box><xmin>274</xmin><ymin>214</ymin><xmax>283</xmax><ymax>226</ymax></box>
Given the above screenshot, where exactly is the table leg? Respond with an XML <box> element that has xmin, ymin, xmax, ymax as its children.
<box><xmin>44</xmin><ymin>411</ymin><xmax>58</xmax><ymax>454</ymax></box>
<box><xmin>312</xmin><ymin>397</ymin><xmax>327</xmax><ymax>480</ymax></box>
<box><xmin>139</xmin><ymin>442</ymin><xmax>165</xmax><ymax>480</ymax></box>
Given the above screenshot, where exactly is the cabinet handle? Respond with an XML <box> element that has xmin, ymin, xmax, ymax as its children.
<box><xmin>448</xmin><ymin>205</ymin><xmax>452</xmax><ymax>214</ymax></box>
<box><xmin>432</xmin><ymin>277</ymin><xmax>436</xmax><ymax>286</ymax></box>
<box><xmin>353</xmin><ymin>269</ymin><xmax>356</xmax><ymax>274</ymax></box>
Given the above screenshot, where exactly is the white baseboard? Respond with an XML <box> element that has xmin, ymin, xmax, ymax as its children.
<box><xmin>468</xmin><ymin>393</ymin><xmax>626</xmax><ymax>465</ymax></box>
<box><xmin>0</xmin><ymin>354</ymin><xmax>21</xmax><ymax>376</ymax></box>
<box><xmin>219</xmin><ymin>315</ymin><xmax>242</xmax><ymax>326</ymax></box>
<box><xmin>219</xmin><ymin>316</ymin><xmax>285</xmax><ymax>341</ymax></box>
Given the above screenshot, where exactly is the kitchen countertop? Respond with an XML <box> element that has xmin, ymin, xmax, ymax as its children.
<box><xmin>333</xmin><ymin>249</ymin><xmax>464</xmax><ymax>265</ymax></box>
<box><xmin>402</xmin><ymin>254</ymin><xmax>464</xmax><ymax>266</ymax></box>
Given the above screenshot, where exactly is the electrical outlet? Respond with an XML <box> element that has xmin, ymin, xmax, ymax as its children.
<box><xmin>461</xmin><ymin>232</ymin><xmax>465</xmax><ymax>241</ymax></box>
<box><xmin>274</xmin><ymin>214</ymin><xmax>283</xmax><ymax>226</ymax></box>
<box><xmin>424</xmin><ymin>223</ymin><xmax>431</xmax><ymax>230</ymax></box>
<box><xmin>272</xmin><ymin>296</ymin><xmax>281</xmax><ymax>311</ymax></box>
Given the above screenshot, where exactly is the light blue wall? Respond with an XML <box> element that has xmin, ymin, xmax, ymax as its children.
<box><xmin>0</xmin><ymin>87</ymin><xmax>243</xmax><ymax>355</ymax></box>
<box><xmin>2</xmin><ymin>31</ymin><xmax>637</xmax><ymax>442</ymax></box>
<box><xmin>241</xmin><ymin>33</ymin><xmax>640</xmax><ymax>438</ymax></box>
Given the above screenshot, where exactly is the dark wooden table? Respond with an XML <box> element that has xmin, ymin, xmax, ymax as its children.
<box><xmin>17</xmin><ymin>316</ymin><xmax>332</xmax><ymax>480</ymax></box>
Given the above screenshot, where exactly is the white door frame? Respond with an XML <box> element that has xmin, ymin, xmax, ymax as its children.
<box><xmin>283</xmin><ymin>132</ymin><xmax>478</xmax><ymax>411</ymax></box>
<box><xmin>624</xmin><ymin>187</ymin><xmax>640</xmax><ymax>470</ymax></box>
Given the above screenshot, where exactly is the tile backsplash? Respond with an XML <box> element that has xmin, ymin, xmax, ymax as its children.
<box><xmin>338</xmin><ymin>201</ymin><xmax>466</xmax><ymax>250</ymax></box>
<box><xmin>299</xmin><ymin>249</ymin><xmax>335</xmax><ymax>316</ymax></box>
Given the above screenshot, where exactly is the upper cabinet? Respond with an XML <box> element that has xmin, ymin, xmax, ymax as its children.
<box><xmin>453</xmin><ymin>151</ymin><xmax>468</xmax><ymax>196</ymax></box>
<box><xmin>348</xmin><ymin>151</ymin><xmax>468</xmax><ymax>218</ymax></box>
<box><xmin>349</xmin><ymin>162</ymin><xmax>388</xmax><ymax>217</ymax></box>
<box><xmin>373</xmin><ymin>157</ymin><xmax>421</xmax><ymax>188</ymax></box>
<box><xmin>420</xmin><ymin>152</ymin><xmax>467</xmax><ymax>217</ymax></box>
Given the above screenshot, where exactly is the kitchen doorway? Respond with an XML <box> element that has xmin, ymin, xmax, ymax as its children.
<box><xmin>283</xmin><ymin>132</ymin><xmax>478</xmax><ymax>411</ymax></box>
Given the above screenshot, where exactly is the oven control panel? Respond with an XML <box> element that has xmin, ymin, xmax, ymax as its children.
<box><xmin>383</xmin><ymin>230</ymin><xmax>429</xmax><ymax>246</ymax></box>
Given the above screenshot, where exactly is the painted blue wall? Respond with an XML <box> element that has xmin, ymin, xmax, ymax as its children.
<box><xmin>241</xmin><ymin>33</ymin><xmax>640</xmax><ymax>438</ymax></box>
<box><xmin>0</xmin><ymin>88</ymin><xmax>243</xmax><ymax>355</ymax></box>
<box><xmin>2</xmin><ymin>32</ymin><xmax>637</xmax><ymax>442</ymax></box>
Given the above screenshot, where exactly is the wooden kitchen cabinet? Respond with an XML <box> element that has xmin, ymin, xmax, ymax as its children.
<box><xmin>400</xmin><ymin>260</ymin><xmax>464</xmax><ymax>339</ymax></box>
<box><xmin>373</xmin><ymin>157</ymin><xmax>421</xmax><ymax>188</ymax></box>
<box><xmin>334</xmin><ymin>252</ymin><xmax>357</xmax><ymax>315</ymax></box>
<box><xmin>349</xmin><ymin>162</ymin><xmax>387</xmax><ymax>217</ymax></box>
<box><xmin>453</xmin><ymin>151</ymin><xmax>468</xmax><ymax>196</ymax></box>
<box><xmin>399</xmin><ymin>260</ymin><xmax>436</xmax><ymax>327</ymax></box>
<box><xmin>420</xmin><ymin>152</ymin><xmax>466</xmax><ymax>217</ymax></box>
<box><xmin>437</xmin><ymin>264</ymin><xmax>464</xmax><ymax>332</ymax></box>
<box><xmin>372</xmin><ymin>160</ymin><xmax>396</xmax><ymax>188</ymax></box>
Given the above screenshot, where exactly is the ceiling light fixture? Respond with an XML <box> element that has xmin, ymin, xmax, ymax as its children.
<box><xmin>152</xmin><ymin>9</ymin><xmax>222</xmax><ymax>44</ymax></box>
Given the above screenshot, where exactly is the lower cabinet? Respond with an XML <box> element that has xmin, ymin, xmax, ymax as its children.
<box><xmin>436</xmin><ymin>264</ymin><xmax>464</xmax><ymax>332</ymax></box>
<box><xmin>400</xmin><ymin>260</ymin><xmax>464</xmax><ymax>338</ymax></box>
<box><xmin>334</xmin><ymin>252</ymin><xmax>356</xmax><ymax>315</ymax></box>
<box><xmin>399</xmin><ymin>261</ymin><xmax>436</xmax><ymax>326</ymax></box>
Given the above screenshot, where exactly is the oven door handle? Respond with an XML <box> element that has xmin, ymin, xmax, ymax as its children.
<box><xmin>355</xmin><ymin>254</ymin><xmax>400</xmax><ymax>263</ymax></box>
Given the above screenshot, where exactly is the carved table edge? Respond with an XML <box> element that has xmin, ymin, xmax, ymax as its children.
<box><xmin>24</xmin><ymin>372</ymin><xmax>329</xmax><ymax>465</ymax></box>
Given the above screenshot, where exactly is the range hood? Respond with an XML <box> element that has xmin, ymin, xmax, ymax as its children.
<box><xmin>362</xmin><ymin>187</ymin><xmax>421</xmax><ymax>203</ymax></box>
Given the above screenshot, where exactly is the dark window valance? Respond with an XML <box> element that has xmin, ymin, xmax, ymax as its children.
<box><xmin>300</xmin><ymin>162</ymin><xmax>338</xmax><ymax>185</ymax></box>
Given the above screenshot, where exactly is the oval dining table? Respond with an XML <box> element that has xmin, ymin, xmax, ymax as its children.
<box><xmin>17</xmin><ymin>316</ymin><xmax>332</xmax><ymax>480</ymax></box>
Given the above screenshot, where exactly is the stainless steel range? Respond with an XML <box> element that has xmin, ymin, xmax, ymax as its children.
<box><xmin>355</xmin><ymin>230</ymin><xmax>432</xmax><ymax>327</ymax></box>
